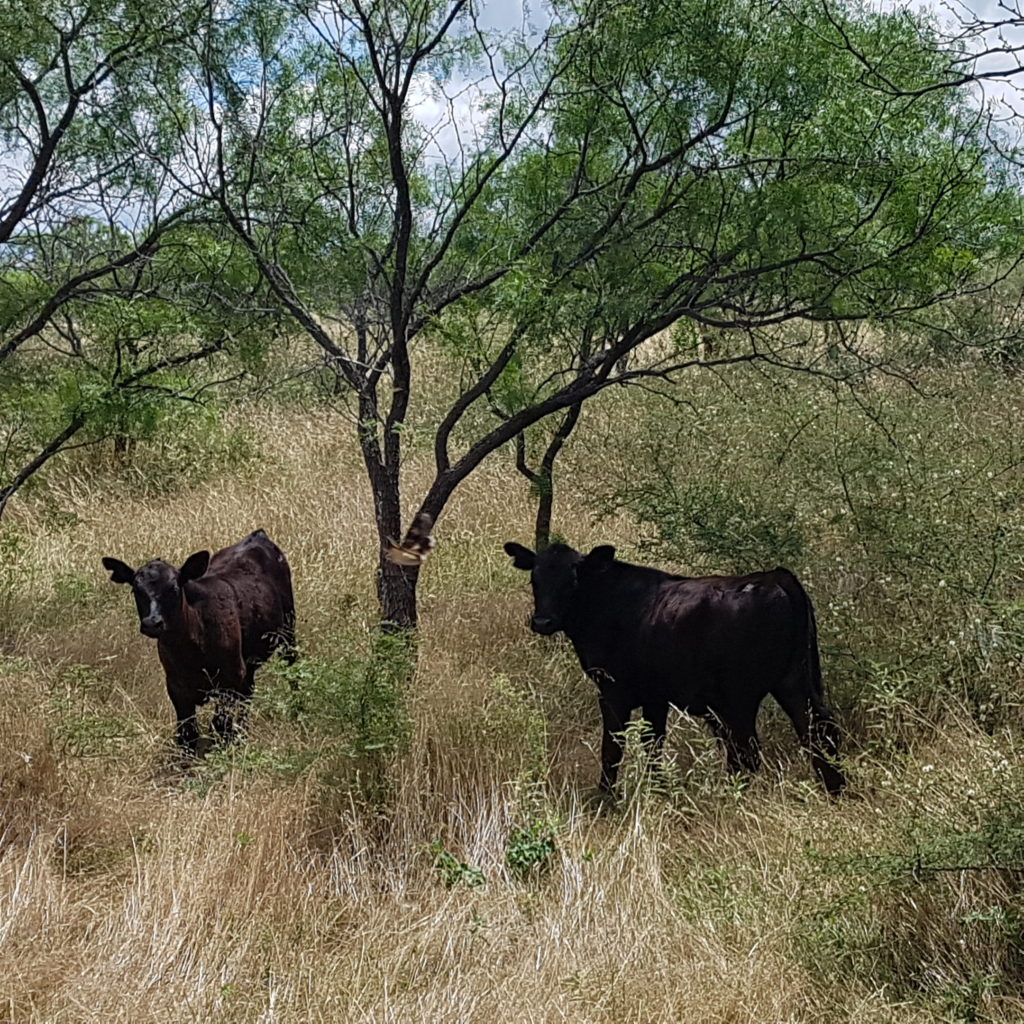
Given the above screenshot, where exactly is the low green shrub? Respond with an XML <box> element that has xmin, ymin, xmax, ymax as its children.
<box><xmin>506</xmin><ymin>817</ymin><xmax>559</xmax><ymax>881</ymax></box>
<box><xmin>430</xmin><ymin>838</ymin><xmax>486</xmax><ymax>889</ymax></box>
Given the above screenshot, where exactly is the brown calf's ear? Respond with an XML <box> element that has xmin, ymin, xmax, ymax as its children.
<box><xmin>584</xmin><ymin>545</ymin><xmax>616</xmax><ymax>570</ymax></box>
<box><xmin>504</xmin><ymin>541</ymin><xmax>536</xmax><ymax>570</ymax></box>
<box><xmin>102</xmin><ymin>557</ymin><xmax>135</xmax><ymax>584</ymax></box>
<box><xmin>179</xmin><ymin>550</ymin><xmax>211</xmax><ymax>583</ymax></box>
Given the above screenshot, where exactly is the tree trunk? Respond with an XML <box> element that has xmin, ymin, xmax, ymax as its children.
<box><xmin>113</xmin><ymin>431</ymin><xmax>134</xmax><ymax>462</ymax></box>
<box><xmin>377</xmin><ymin>553</ymin><xmax>419</xmax><ymax>631</ymax></box>
<box><xmin>534</xmin><ymin>476</ymin><xmax>555</xmax><ymax>553</ymax></box>
<box><xmin>361</xmin><ymin>420</ymin><xmax>420</xmax><ymax>630</ymax></box>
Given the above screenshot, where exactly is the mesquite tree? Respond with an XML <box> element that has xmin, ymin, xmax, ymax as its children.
<box><xmin>0</xmin><ymin>0</ymin><xmax>273</xmax><ymax>517</ymax></box>
<box><xmin>185</xmin><ymin>0</ymin><xmax>1020</xmax><ymax>627</ymax></box>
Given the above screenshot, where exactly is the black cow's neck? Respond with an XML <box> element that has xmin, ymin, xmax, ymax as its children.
<box><xmin>565</xmin><ymin>561</ymin><xmax>664</xmax><ymax>641</ymax></box>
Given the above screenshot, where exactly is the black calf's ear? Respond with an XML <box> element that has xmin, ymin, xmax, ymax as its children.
<box><xmin>504</xmin><ymin>541</ymin><xmax>536</xmax><ymax>570</ymax></box>
<box><xmin>584</xmin><ymin>545</ymin><xmax>616</xmax><ymax>570</ymax></box>
<box><xmin>102</xmin><ymin>557</ymin><xmax>135</xmax><ymax>584</ymax></box>
<box><xmin>179</xmin><ymin>550</ymin><xmax>211</xmax><ymax>582</ymax></box>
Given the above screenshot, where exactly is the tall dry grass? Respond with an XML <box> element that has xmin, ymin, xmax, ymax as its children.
<box><xmin>2</xmin><ymin>368</ymin><xmax>1024</xmax><ymax>1022</ymax></box>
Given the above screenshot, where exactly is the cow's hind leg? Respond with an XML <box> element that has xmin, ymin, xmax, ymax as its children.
<box><xmin>773</xmin><ymin>685</ymin><xmax>845</xmax><ymax>796</ymax></box>
<box><xmin>705</xmin><ymin>705</ymin><xmax>762</xmax><ymax>778</ymax></box>
<box><xmin>281</xmin><ymin>608</ymin><xmax>298</xmax><ymax>669</ymax></box>
<box><xmin>168</xmin><ymin>687</ymin><xmax>200</xmax><ymax>753</ymax></box>
<box><xmin>270</xmin><ymin>599</ymin><xmax>299</xmax><ymax>671</ymax></box>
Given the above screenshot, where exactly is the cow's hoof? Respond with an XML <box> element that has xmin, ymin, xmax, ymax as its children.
<box><xmin>583</xmin><ymin>786</ymin><xmax>619</xmax><ymax>810</ymax></box>
<box><xmin>192</xmin><ymin>736</ymin><xmax>215</xmax><ymax>758</ymax></box>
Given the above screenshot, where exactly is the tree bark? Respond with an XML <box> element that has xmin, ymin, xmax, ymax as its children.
<box><xmin>377</xmin><ymin>552</ymin><xmax>420</xmax><ymax>631</ymax></box>
<box><xmin>514</xmin><ymin>401</ymin><xmax>583</xmax><ymax>551</ymax></box>
<box><xmin>359</xmin><ymin>409</ymin><xmax>420</xmax><ymax>629</ymax></box>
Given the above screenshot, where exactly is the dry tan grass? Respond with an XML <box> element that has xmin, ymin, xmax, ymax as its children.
<box><xmin>2</xmin><ymin>395</ymin><xmax>1024</xmax><ymax>1023</ymax></box>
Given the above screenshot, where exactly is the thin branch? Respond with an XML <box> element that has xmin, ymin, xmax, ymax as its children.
<box><xmin>0</xmin><ymin>414</ymin><xmax>86</xmax><ymax>520</ymax></box>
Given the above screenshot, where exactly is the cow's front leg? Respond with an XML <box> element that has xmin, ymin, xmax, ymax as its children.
<box><xmin>641</xmin><ymin>701</ymin><xmax>669</xmax><ymax>776</ymax></box>
<box><xmin>597</xmin><ymin>693</ymin><xmax>632</xmax><ymax>792</ymax></box>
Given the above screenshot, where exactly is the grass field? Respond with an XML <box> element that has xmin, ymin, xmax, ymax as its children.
<box><xmin>2</xmin><ymin>360</ymin><xmax>1024</xmax><ymax>1022</ymax></box>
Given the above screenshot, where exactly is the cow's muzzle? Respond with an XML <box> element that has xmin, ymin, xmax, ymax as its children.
<box><xmin>530</xmin><ymin>616</ymin><xmax>559</xmax><ymax>636</ymax></box>
<box><xmin>140</xmin><ymin>618</ymin><xmax>165</xmax><ymax>638</ymax></box>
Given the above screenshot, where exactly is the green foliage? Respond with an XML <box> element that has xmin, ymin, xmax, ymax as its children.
<box><xmin>479</xmin><ymin>675</ymin><xmax>550</xmax><ymax>783</ymax></box>
<box><xmin>183</xmin><ymin>743</ymin><xmax>319</xmax><ymax>795</ymax></box>
<box><xmin>50</xmin><ymin>571</ymin><xmax>100</xmax><ymax>609</ymax></box>
<box><xmin>828</xmin><ymin>813</ymin><xmax>1024</xmax><ymax>885</ymax></box>
<box><xmin>257</xmin><ymin>632</ymin><xmax>414</xmax><ymax>765</ymax></box>
<box><xmin>47</xmin><ymin>663</ymin><xmax>139</xmax><ymax>758</ymax></box>
<box><xmin>430</xmin><ymin>839</ymin><xmax>486</xmax><ymax>889</ymax></box>
<box><xmin>825</xmin><ymin>746</ymin><xmax>1024</xmax><ymax>885</ymax></box>
<box><xmin>789</xmin><ymin>739</ymin><xmax>1024</xmax><ymax>1017</ymax></box>
<box><xmin>0</xmin><ymin>525</ymin><xmax>32</xmax><ymax>624</ymax></box>
<box><xmin>613</xmin><ymin>717</ymin><xmax>695</xmax><ymax>801</ymax></box>
<box><xmin>0</xmin><ymin>0</ymin><xmax>280</xmax><ymax>512</ymax></box>
<box><xmin>506</xmin><ymin>818</ymin><xmax>559</xmax><ymax>881</ymax></box>
<box><xmin>938</xmin><ymin>973</ymin><xmax>1000</xmax><ymax>1023</ymax></box>
<box><xmin>613</xmin><ymin>476</ymin><xmax>805</xmax><ymax>571</ymax></box>
<box><xmin>482</xmin><ymin>0</ymin><xmax>1019</xmax><ymax>370</ymax></box>
<box><xmin>108</xmin><ymin>404</ymin><xmax>262</xmax><ymax>496</ymax></box>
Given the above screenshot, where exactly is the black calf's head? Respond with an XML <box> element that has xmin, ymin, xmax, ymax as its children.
<box><xmin>102</xmin><ymin>550</ymin><xmax>210</xmax><ymax>638</ymax></box>
<box><xmin>504</xmin><ymin>541</ymin><xmax>616</xmax><ymax>635</ymax></box>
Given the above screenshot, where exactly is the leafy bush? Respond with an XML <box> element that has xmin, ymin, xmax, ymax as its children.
<box><xmin>430</xmin><ymin>839</ymin><xmax>486</xmax><ymax>889</ymax></box>
<box><xmin>0</xmin><ymin>525</ymin><xmax>33</xmax><ymax>627</ymax></box>
<box><xmin>182</xmin><ymin>743</ymin><xmax>319</xmax><ymax>795</ymax></box>
<box><xmin>480</xmin><ymin>675</ymin><xmax>550</xmax><ymax>783</ymax></box>
<box><xmin>506</xmin><ymin>818</ymin><xmax>559</xmax><ymax>881</ymax></box>
<box><xmin>109</xmin><ymin>404</ymin><xmax>262</xmax><ymax>496</ymax></box>
<box><xmin>256</xmin><ymin>631</ymin><xmax>413</xmax><ymax>772</ymax></box>
<box><xmin>609</xmin><ymin>475</ymin><xmax>805</xmax><ymax>570</ymax></box>
<box><xmin>47</xmin><ymin>663</ymin><xmax>139</xmax><ymax>759</ymax></box>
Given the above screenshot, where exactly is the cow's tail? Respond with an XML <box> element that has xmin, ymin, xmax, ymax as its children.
<box><xmin>773</xmin><ymin>568</ymin><xmax>821</xmax><ymax>696</ymax></box>
<box><xmin>805</xmin><ymin>586</ymin><xmax>825</xmax><ymax>704</ymax></box>
<box><xmin>775</xmin><ymin>568</ymin><xmax>845</xmax><ymax>796</ymax></box>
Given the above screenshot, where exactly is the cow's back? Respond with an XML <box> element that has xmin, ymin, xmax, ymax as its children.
<box><xmin>656</xmin><ymin>570</ymin><xmax>804</xmax><ymax>679</ymax></box>
<box><xmin>202</xmin><ymin>530</ymin><xmax>294</xmax><ymax>663</ymax></box>
<box><xmin>571</xmin><ymin>565</ymin><xmax>808</xmax><ymax>709</ymax></box>
<box><xmin>210</xmin><ymin>530</ymin><xmax>291</xmax><ymax>581</ymax></box>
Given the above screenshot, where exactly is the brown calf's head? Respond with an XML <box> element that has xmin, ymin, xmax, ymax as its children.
<box><xmin>504</xmin><ymin>542</ymin><xmax>616</xmax><ymax>636</ymax></box>
<box><xmin>102</xmin><ymin>550</ymin><xmax>210</xmax><ymax>638</ymax></box>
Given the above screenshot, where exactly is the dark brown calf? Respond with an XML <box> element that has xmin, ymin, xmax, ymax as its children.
<box><xmin>103</xmin><ymin>529</ymin><xmax>296</xmax><ymax>750</ymax></box>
